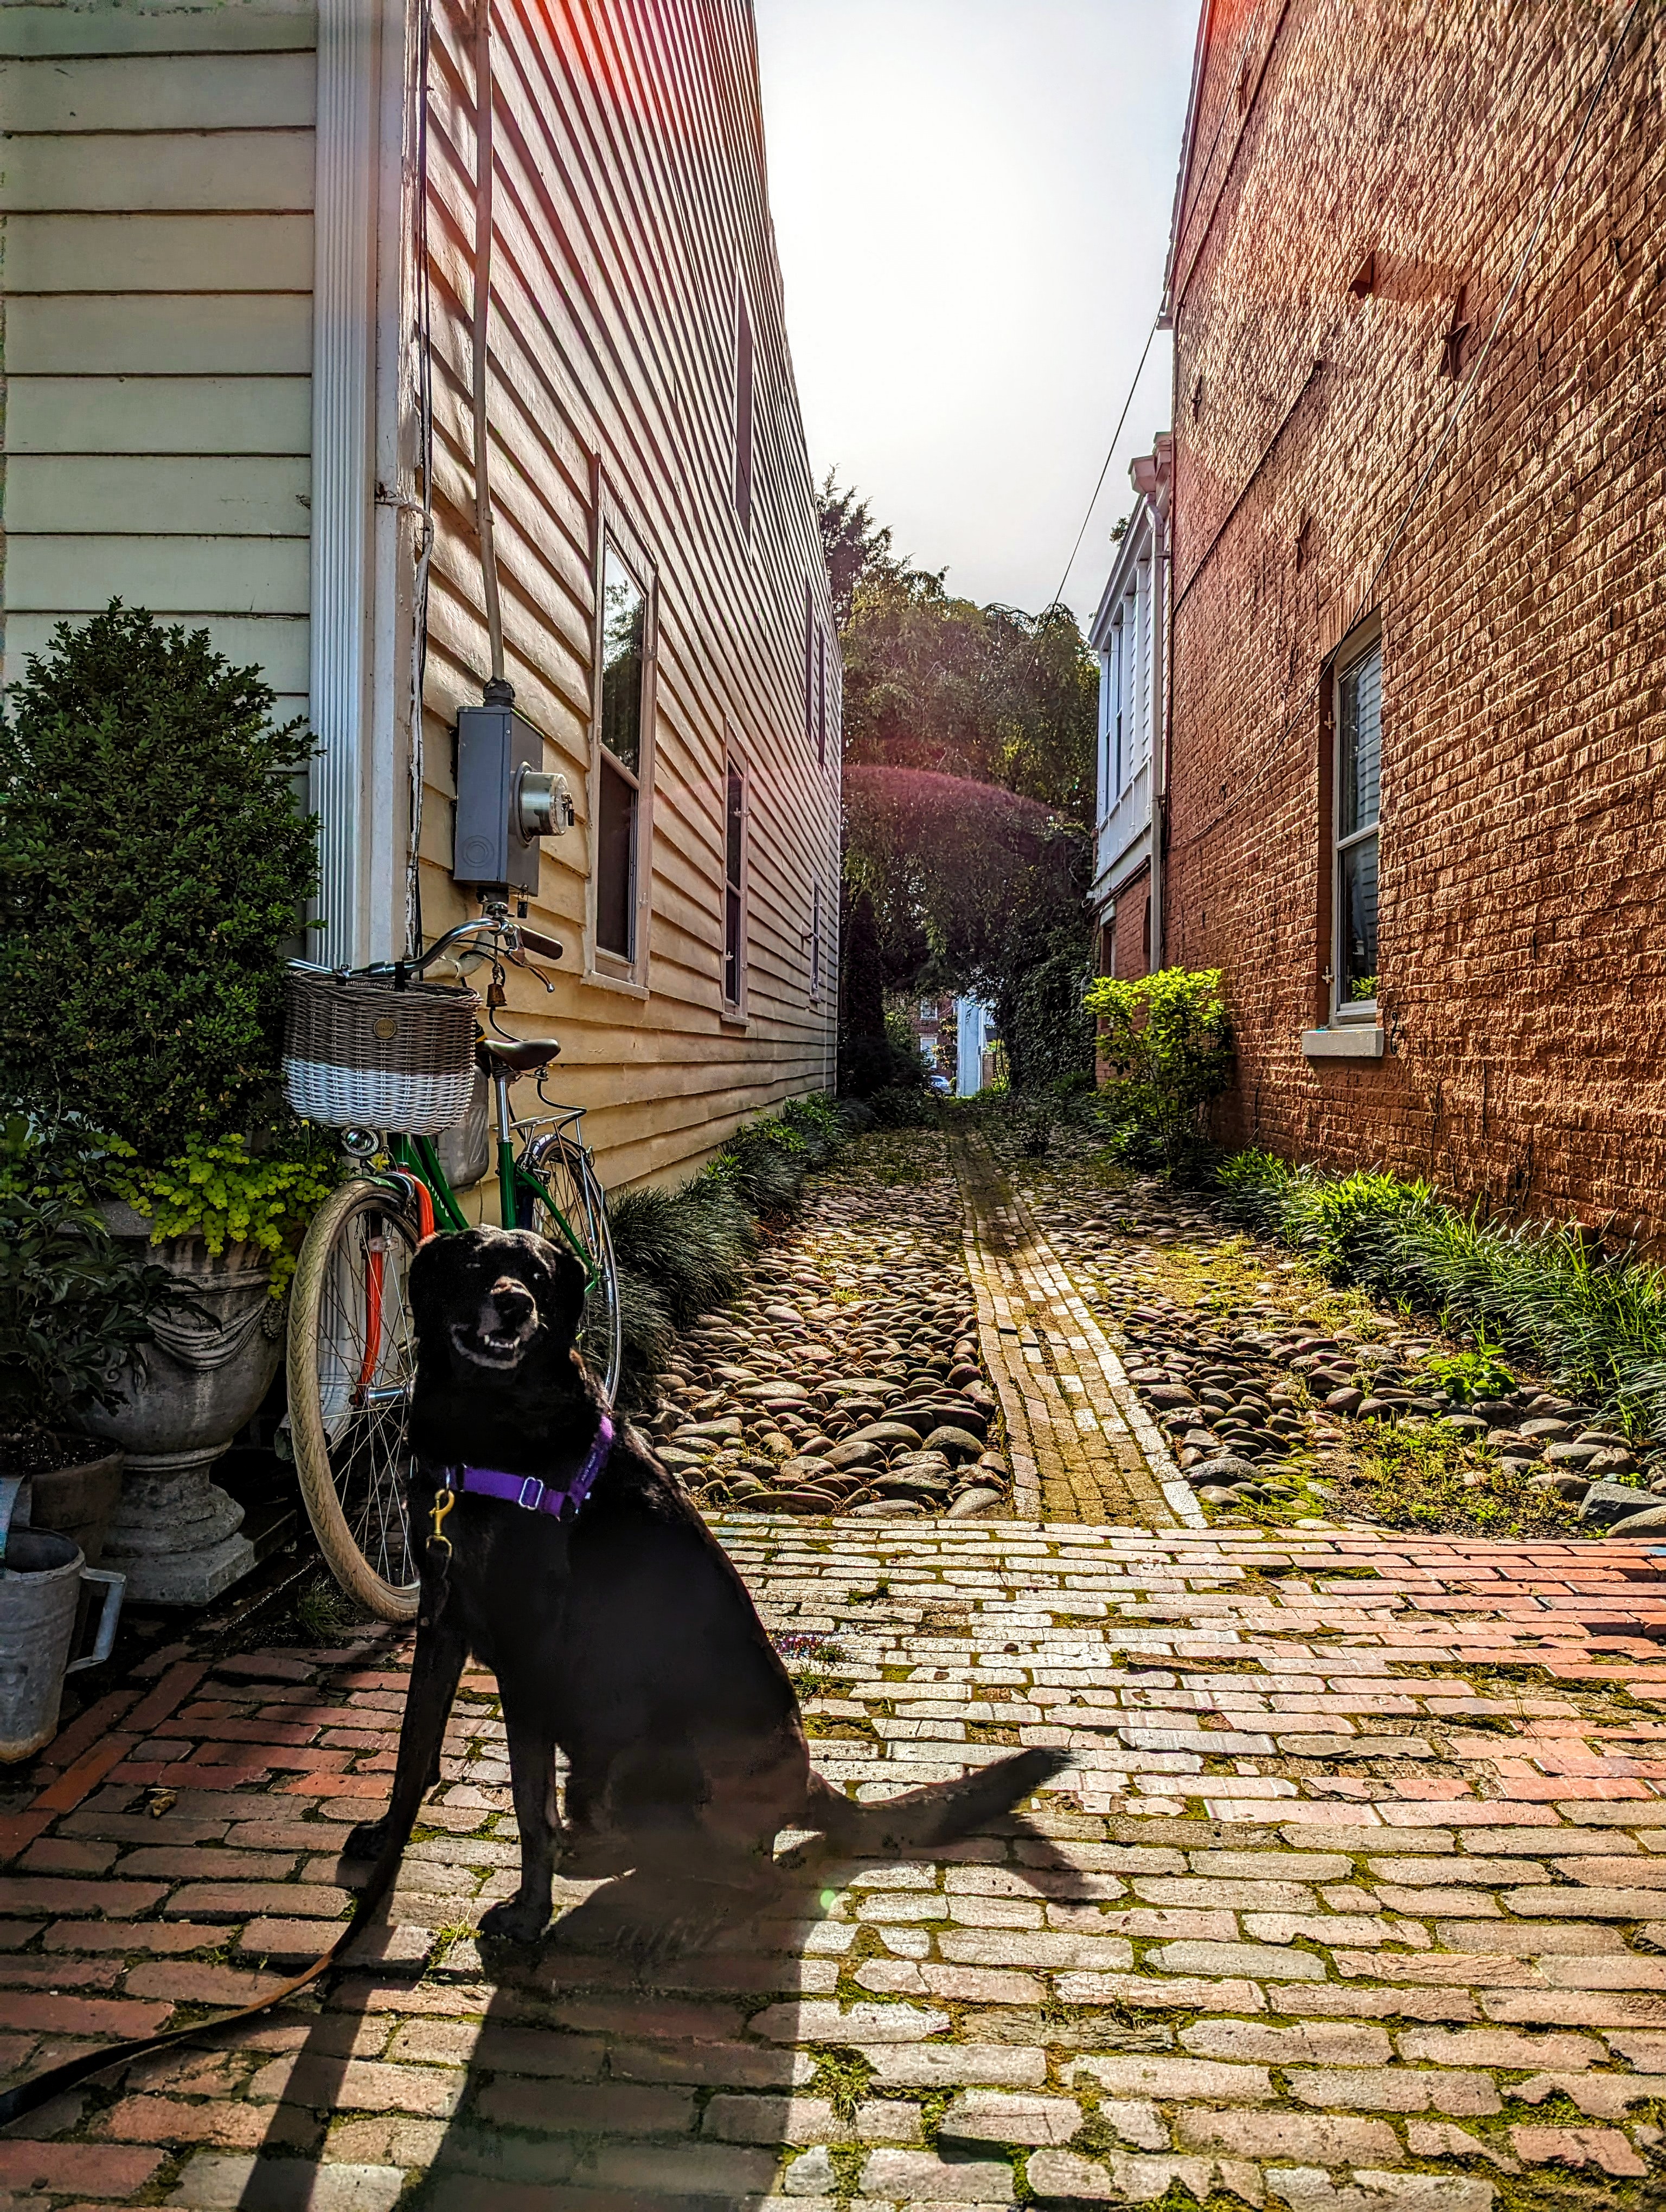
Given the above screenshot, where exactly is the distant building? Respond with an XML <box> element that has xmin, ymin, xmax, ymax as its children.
<box><xmin>955</xmin><ymin>998</ymin><xmax>995</xmax><ymax>1097</ymax></box>
<box><xmin>1089</xmin><ymin>439</ymin><xmax>1170</xmax><ymax>982</ymax></box>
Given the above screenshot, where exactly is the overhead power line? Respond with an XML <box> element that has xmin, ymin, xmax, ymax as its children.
<box><xmin>1050</xmin><ymin>313</ymin><xmax>1160</xmax><ymax>612</ymax></box>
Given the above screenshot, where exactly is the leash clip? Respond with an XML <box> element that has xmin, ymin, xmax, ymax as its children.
<box><xmin>429</xmin><ymin>1481</ymin><xmax>456</xmax><ymax>1557</ymax></box>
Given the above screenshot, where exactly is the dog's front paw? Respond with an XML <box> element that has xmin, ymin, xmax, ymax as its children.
<box><xmin>343</xmin><ymin>1818</ymin><xmax>392</xmax><ymax>1861</ymax></box>
<box><xmin>479</xmin><ymin>1894</ymin><xmax>550</xmax><ymax>1944</ymax></box>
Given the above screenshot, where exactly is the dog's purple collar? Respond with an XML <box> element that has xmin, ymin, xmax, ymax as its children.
<box><xmin>444</xmin><ymin>1414</ymin><xmax>613</xmax><ymax>1523</ymax></box>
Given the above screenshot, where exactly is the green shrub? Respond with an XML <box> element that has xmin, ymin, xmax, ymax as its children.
<box><xmin>1084</xmin><ymin>967</ymin><xmax>1234</xmax><ymax>1173</ymax></box>
<box><xmin>0</xmin><ymin>602</ymin><xmax>317</xmax><ymax>1160</ymax></box>
<box><xmin>1217</xmin><ymin>1148</ymin><xmax>1666</xmax><ymax>1432</ymax></box>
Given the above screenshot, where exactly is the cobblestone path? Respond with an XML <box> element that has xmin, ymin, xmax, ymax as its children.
<box><xmin>5</xmin><ymin>1521</ymin><xmax>1666</xmax><ymax>2209</ymax></box>
<box><xmin>953</xmin><ymin>1136</ymin><xmax>1195</xmax><ymax>1532</ymax></box>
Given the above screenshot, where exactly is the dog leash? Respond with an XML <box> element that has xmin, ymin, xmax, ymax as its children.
<box><xmin>0</xmin><ymin>1421</ymin><xmax>619</xmax><ymax>2130</ymax></box>
<box><xmin>0</xmin><ymin>1791</ymin><xmax>414</xmax><ymax>2131</ymax></box>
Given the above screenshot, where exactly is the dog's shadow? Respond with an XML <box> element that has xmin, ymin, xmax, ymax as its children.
<box><xmin>201</xmin><ymin>1811</ymin><xmax>1083</xmax><ymax>2211</ymax></box>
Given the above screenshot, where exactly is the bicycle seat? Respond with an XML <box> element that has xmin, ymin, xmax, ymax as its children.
<box><xmin>475</xmin><ymin>1036</ymin><xmax>562</xmax><ymax>1076</ymax></box>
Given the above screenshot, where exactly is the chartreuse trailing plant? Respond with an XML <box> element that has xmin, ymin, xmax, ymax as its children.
<box><xmin>1216</xmin><ymin>1148</ymin><xmax>1666</xmax><ymax>1433</ymax></box>
<box><xmin>606</xmin><ymin>1095</ymin><xmax>860</xmax><ymax>1404</ymax></box>
<box><xmin>1084</xmin><ymin>967</ymin><xmax>1235</xmax><ymax>1173</ymax></box>
<box><xmin>103</xmin><ymin>1134</ymin><xmax>337</xmax><ymax>1298</ymax></box>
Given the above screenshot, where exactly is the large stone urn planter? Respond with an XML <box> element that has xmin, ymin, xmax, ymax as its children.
<box><xmin>79</xmin><ymin>1205</ymin><xmax>286</xmax><ymax>1603</ymax></box>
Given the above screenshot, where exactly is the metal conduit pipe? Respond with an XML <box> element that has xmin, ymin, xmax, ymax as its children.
<box><xmin>472</xmin><ymin>0</ymin><xmax>508</xmax><ymax>695</ymax></box>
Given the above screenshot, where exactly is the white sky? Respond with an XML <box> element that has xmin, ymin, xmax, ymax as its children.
<box><xmin>753</xmin><ymin>0</ymin><xmax>1199</xmax><ymax>629</ymax></box>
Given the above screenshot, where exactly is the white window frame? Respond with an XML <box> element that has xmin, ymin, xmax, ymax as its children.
<box><xmin>809</xmin><ymin>877</ymin><xmax>823</xmax><ymax>1002</ymax></box>
<box><xmin>584</xmin><ymin>481</ymin><xmax>657</xmax><ymax>994</ymax></box>
<box><xmin>734</xmin><ymin>269</ymin><xmax>755</xmax><ymax>535</ymax></box>
<box><xmin>721</xmin><ymin>742</ymin><xmax>748</xmax><ymax>1015</ymax></box>
<box><xmin>1331</xmin><ymin>620</ymin><xmax>1382</xmax><ymax>1026</ymax></box>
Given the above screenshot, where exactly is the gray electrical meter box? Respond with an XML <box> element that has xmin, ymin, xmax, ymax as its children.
<box><xmin>452</xmin><ymin>700</ymin><xmax>572</xmax><ymax>891</ymax></box>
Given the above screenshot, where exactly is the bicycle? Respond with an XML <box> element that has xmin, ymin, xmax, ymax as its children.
<box><xmin>283</xmin><ymin>904</ymin><xmax>622</xmax><ymax>1621</ymax></box>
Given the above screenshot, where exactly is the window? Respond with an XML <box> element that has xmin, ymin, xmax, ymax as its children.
<box><xmin>734</xmin><ymin>281</ymin><xmax>754</xmax><ymax>531</ymax></box>
<box><xmin>595</xmin><ymin>537</ymin><xmax>647</xmax><ymax>962</ymax></box>
<box><xmin>810</xmin><ymin>879</ymin><xmax>823</xmax><ymax>1002</ymax></box>
<box><xmin>816</xmin><ymin>622</ymin><xmax>828</xmax><ymax>769</ymax></box>
<box><xmin>723</xmin><ymin>754</ymin><xmax>746</xmax><ymax>1006</ymax></box>
<box><xmin>804</xmin><ymin>583</ymin><xmax>816</xmax><ymax>741</ymax></box>
<box><xmin>1334</xmin><ymin>635</ymin><xmax>1381</xmax><ymax>1017</ymax></box>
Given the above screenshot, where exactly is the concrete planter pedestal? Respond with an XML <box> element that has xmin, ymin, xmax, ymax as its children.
<box><xmin>80</xmin><ymin>1207</ymin><xmax>285</xmax><ymax>1604</ymax></box>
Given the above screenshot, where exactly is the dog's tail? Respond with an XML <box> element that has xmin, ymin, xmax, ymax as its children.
<box><xmin>804</xmin><ymin>1746</ymin><xmax>1067</xmax><ymax>1854</ymax></box>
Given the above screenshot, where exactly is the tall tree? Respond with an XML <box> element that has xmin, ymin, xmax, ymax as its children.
<box><xmin>824</xmin><ymin>484</ymin><xmax>1100</xmax><ymax>1092</ymax></box>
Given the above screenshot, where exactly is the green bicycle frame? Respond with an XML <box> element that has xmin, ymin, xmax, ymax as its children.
<box><xmin>387</xmin><ymin>1133</ymin><xmax>598</xmax><ymax>1290</ymax></box>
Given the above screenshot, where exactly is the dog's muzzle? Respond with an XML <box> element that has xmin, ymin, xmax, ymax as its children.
<box><xmin>450</xmin><ymin>1278</ymin><xmax>540</xmax><ymax>1369</ymax></box>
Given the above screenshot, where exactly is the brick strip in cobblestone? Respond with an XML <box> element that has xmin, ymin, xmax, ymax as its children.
<box><xmin>8</xmin><ymin>1520</ymin><xmax>1666</xmax><ymax>2207</ymax></box>
<box><xmin>954</xmin><ymin>1135</ymin><xmax>1195</xmax><ymax>1529</ymax></box>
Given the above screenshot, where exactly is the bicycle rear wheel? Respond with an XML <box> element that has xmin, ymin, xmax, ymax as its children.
<box><xmin>522</xmin><ymin>1135</ymin><xmax>623</xmax><ymax>1404</ymax></box>
<box><xmin>287</xmin><ymin>1179</ymin><xmax>422</xmax><ymax>1621</ymax></box>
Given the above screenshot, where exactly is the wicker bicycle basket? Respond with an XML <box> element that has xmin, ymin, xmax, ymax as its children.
<box><xmin>282</xmin><ymin>967</ymin><xmax>480</xmax><ymax>1134</ymax></box>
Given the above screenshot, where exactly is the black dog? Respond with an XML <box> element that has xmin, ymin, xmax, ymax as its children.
<box><xmin>345</xmin><ymin>1225</ymin><xmax>1061</xmax><ymax>1942</ymax></box>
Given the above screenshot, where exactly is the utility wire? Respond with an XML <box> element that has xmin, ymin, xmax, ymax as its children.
<box><xmin>1050</xmin><ymin>313</ymin><xmax>1159</xmax><ymax>611</ymax></box>
<box><xmin>1167</xmin><ymin>0</ymin><xmax>1648</xmax><ymax>863</ymax></box>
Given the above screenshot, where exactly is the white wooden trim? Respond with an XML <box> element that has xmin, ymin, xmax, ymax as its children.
<box><xmin>309</xmin><ymin>0</ymin><xmax>382</xmax><ymax>963</ymax></box>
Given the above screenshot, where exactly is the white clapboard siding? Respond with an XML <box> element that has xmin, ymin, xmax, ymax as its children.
<box><xmin>7</xmin><ymin>537</ymin><xmax>311</xmax><ymax>615</ymax></box>
<box><xmin>6</xmin><ymin>377</ymin><xmax>311</xmax><ymax>455</ymax></box>
<box><xmin>0</xmin><ymin>2</ymin><xmax>315</xmax><ymax>58</ymax></box>
<box><xmin>2</xmin><ymin>131</ymin><xmax>316</xmax><ymax>213</ymax></box>
<box><xmin>5</xmin><ymin>295</ymin><xmax>314</xmax><ymax>375</ymax></box>
<box><xmin>6</xmin><ymin>212</ymin><xmax>314</xmax><ymax>291</ymax></box>
<box><xmin>0</xmin><ymin>50</ymin><xmax>316</xmax><ymax>128</ymax></box>
<box><xmin>7</xmin><ymin>455</ymin><xmax>311</xmax><ymax>535</ymax></box>
<box><xmin>0</xmin><ymin>12</ymin><xmax>316</xmax><ymax>730</ymax></box>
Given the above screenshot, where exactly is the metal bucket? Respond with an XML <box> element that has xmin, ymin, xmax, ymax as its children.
<box><xmin>0</xmin><ymin>1478</ymin><xmax>126</xmax><ymax>1763</ymax></box>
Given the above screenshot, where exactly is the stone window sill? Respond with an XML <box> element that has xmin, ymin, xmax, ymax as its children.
<box><xmin>1302</xmin><ymin>1025</ymin><xmax>1385</xmax><ymax>1059</ymax></box>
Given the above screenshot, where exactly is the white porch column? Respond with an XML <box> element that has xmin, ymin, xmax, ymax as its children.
<box><xmin>310</xmin><ymin>0</ymin><xmax>383</xmax><ymax>964</ymax></box>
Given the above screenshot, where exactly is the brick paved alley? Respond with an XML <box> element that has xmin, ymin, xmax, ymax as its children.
<box><xmin>4</xmin><ymin>1140</ymin><xmax>1666</xmax><ymax>2211</ymax></box>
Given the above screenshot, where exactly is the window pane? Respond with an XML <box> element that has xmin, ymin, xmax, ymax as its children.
<box><xmin>724</xmin><ymin>884</ymin><xmax>742</xmax><ymax>1002</ymax></box>
<box><xmin>600</xmin><ymin>544</ymin><xmax>645</xmax><ymax>774</ymax></box>
<box><xmin>725</xmin><ymin>762</ymin><xmax>743</xmax><ymax>889</ymax></box>
<box><xmin>596</xmin><ymin>755</ymin><xmax>636</xmax><ymax>959</ymax></box>
<box><xmin>1339</xmin><ymin>831</ymin><xmax>1378</xmax><ymax>1001</ymax></box>
<box><xmin>1339</xmin><ymin>641</ymin><xmax>1381</xmax><ymax>838</ymax></box>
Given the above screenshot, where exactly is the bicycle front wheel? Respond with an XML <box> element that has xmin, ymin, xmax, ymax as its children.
<box><xmin>523</xmin><ymin>1136</ymin><xmax>624</xmax><ymax>1404</ymax></box>
<box><xmin>287</xmin><ymin>1179</ymin><xmax>422</xmax><ymax>1621</ymax></box>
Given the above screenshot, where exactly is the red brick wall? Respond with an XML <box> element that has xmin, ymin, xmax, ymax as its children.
<box><xmin>1163</xmin><ymin>0</ymin><xmax>1666</xmax><ymax>1236</ymax></box>
<box><xmin>1108</xmin><ymin>870</ymin><xmax>1152</xmax><ymax>982</ymax></box>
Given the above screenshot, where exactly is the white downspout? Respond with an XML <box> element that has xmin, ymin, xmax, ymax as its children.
<box><xmin>309</xmin><ymin>0</ymin><xmax>383</xmax><ymax>964</ymax></box>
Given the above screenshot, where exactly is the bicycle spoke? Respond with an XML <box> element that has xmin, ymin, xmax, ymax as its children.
<box><xmin>311</xmin><ymin>1204</ymin><xmax>419</xmax><ymax>1592</ymax></box>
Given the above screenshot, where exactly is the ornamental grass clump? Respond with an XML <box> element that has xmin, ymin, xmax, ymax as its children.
<box><xmin>606</xmin><ymin>1096</ymin><xmax>860</xmax><ymax>1404</ymax></box>
<box><xmin>1216</xmin><ymin>1148</ymin><xmax>1666</xmax><ymax>1435</ymax></box>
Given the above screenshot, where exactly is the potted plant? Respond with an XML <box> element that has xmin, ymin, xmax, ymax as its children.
<box><xmin>0</xmin><ymin>1160</ymin><xmax>186</xmax><ymax>1562</ymax></box>
<box><xmin>0</xmin><ymin>604</ymin><xmax>331</xmax><ymax>1602</ymax></box>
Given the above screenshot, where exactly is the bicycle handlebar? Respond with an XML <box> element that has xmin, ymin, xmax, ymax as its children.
<box><xmin>293</xmin><ymin>903</ymin><xmax>563</xmax><ymax>987</ymax></box>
